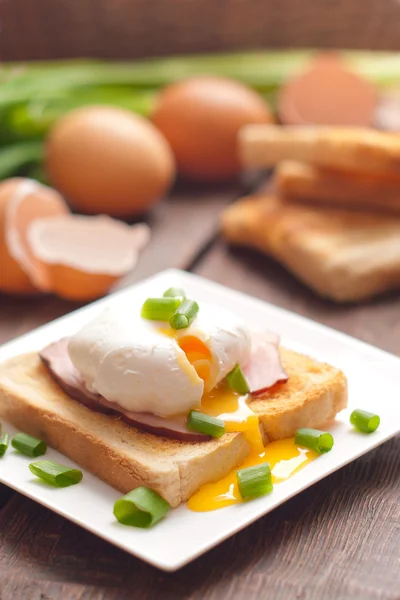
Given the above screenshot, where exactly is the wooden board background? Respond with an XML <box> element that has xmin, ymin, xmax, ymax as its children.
<box><xmin>2</xmin><ymin>0</ymin><xmax>400</xmax><ymax>60</ymax></box>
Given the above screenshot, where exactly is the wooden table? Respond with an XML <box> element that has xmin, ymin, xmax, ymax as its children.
<box><xmin>1</xmin><ymin>185</ymin><xmax>399</xmax><ymax>600</ymax></box>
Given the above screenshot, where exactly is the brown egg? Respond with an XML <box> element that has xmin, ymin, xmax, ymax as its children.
<box><xmin>46</xmin><ymin>106</ymin><xmax>175</xmax><ymax>217</ymax></box>
<box><xmin>152</xmin><ymin>76</ymin><xmax>272</xmax><ymax>182</ymax></box>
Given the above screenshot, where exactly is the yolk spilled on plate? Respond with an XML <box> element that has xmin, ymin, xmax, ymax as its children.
<box><xmin>187</xmin><ymin>384</ymin><xmax>319</xmax><ymax>512</ymax></box>
<box><xmin>157</xmin><ymin>325</ymin><xmax>319</xmax><ymax>512</ymax></box>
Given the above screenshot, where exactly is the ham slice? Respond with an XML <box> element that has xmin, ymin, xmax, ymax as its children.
<box><xmin>243</xmin><ymin>332</ymin><xmax>288</xmax><ymax>395</ymax></box>
<box><xmin>39</xmin><ymin>339</ymin><xmax>210</xmax><ymax>442</ymax></box>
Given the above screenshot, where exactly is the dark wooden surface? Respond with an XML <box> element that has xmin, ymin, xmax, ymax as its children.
<box><xmin>0</xmin><ymin>187</ymin><xmax>399</xmax><ymax>599</ymax></box>
<box><xmin>2</xmin><ymin>0</ymin><xmax>400</xmax><ymax>60</ymax></box>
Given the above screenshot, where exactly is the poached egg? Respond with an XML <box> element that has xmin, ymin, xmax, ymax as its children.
<box><xmin>68</xmin><ymin>296</ymin><xmax>319</xmax><ymax>512</ymax></box>
<box><xmin>68</xmin><ymin>302</ymin><xmax>251</xmax><ymax>417</ymax></box>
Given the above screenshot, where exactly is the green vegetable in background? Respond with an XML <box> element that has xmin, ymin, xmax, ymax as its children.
<box><xmin>0</xmin><ymin>50</ymin><xmax>399</xmax><ymax>180</ymax></box>
<box><xmin>7</xmin><ymin>86</ymin><xmax>156</xmax><ymax>140</ymax></box>
<box><xmin>0</xmin><ymin>141</ymin><xmax>44</xmax><ymax>180</ymax></box>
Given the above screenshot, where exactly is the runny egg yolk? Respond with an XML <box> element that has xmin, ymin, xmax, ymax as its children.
<box><xmin>158</xmin><ymin>327</ymin><xmax>213</xmax><ymax>384</ymax></box>
<box><xmin>187</xmin><ymin>439</ymin><xmax>318</xmax><ymax>512</ymax></box>
<box><xmin>178</xmin><ymin>336</ymin><xmax>212</xmax><ymax>383</ymax></box>
<box><xmin>188</xmin><ymin>383</ymin><xmax>319</xmax><ymax>512</ymax></box>
<box><xmin>158</xmin><ymin>326</ymin><xmax>319</xmax><ymax>512</ymax></box>
<box><xmin>201</xmin><ymin>385</ymin><xmax>264</xmax><ymax>453</ymax></box>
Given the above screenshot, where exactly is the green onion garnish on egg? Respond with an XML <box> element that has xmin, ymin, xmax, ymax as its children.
<box><xmin>12</xmin><ymin>433</ymin><xmax>47</xmax><ymax>457</ymax></box>
<box><xmin>237</xmin><ymin>463</ymin><xmax>273</xmax><ymax>500</ymax></box>
<box><xmin>187</xmin><ymin>410</ymin><xmax>225</xmax><ymax>438</ymax></box>
<box><xmin>29</xmin><ymin>461</ymin><xmax>83</xmax><ymax>487</ymax></box>
<box><xmin>114</xmin><ymin>487</ymin><xmax>171</xmax><ymax>528</ymax></box>
<box><xmin>141</xmin><ymin>297</ymin><xmax>181</xmax><ymax>321</ymax></box>
<box><xmin>350</xmin><ymin>409</ymin><xmax>380</xmax><ymax>433</ymax></box>
<box><xmin>294</xmin><ymin>428</ymin><xmax>334</xmax><ymax>454</ymax></box>
<box><xmin>163</xmin><ymin>287</ymin><xmax>186</xmax><ymax>299</ymax></box>
<box><xmin>226</xmin><ymin>364</ymin><xmax>250</xmax><ymax>395</ymax></box>
<box><xmin>170</xmin><ymin>299</ymin><xmax>199</xmax><ymax>330</ymax></box>
<box><xmin>0</xmin><ymin>433</ymin><xmax>10</xmax><ymax>457</ymax></box>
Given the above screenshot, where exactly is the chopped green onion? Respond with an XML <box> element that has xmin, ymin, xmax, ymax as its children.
<box><xmin>226</xmin><ymin>364</ymin><xmax>250</xmax><ymax>395</ymax></box>
<box><xmin>187</xmin><ymin>410</ymin><xmax>225</xmax><ymax>438</ymax></box>
<box><xmin>170</xmin><ymin>299</ymin><xmax>199</xmax><ymax>330</ymax></box>
<box><xmin>141</xmin><ymin>297</ymin><xmax>181</xmax><ymax>321</ymax></box>
<box><xmin>29</xmin><ymin>461</ymin><xmax>83</xmax><ymax>487</ymax></box>
<box><xmin>294</xmin><ymin>428</ymin><xmax>334</xmax><ymax>453</ymax></box>
<box><xmin>237</xmin><ymin>463</ymin><xmax>273</xmax><ymax>499</ymax></box>
<box><xmin>0</xmin><ymin>433</ymin><xmax>10</xmax><ymax>457</ymax></box>
<box><xmin>163</xmin><ymin>287</ymin><xmax>186</xmax><ymax>299</ymax></box>
<box><xmin>114</xmin><ymin>486</ymin><xmax>171</xmax><ymax>528</ymax></box>
<box><xmin>350</xmin><ymin>409</ymin><xmax>380</xmax><ymax>433</ymax></box>
<box><xmin>12</xmin><ymin>433</ymin><xmax>47</xmax><ymax>457</ymax></box>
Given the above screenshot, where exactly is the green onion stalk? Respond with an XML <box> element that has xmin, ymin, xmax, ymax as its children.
<box><xmin>29</xmin><ymin>461</ymin><xmax>83</xmax><ymax>487</ymax></box>
<box><xmin>350</xmin><ymin>409</ymin><xmax>380</xmax><ymax>433</ymax></box>
<box><xmin>11</xmin><ymin>433</ymin><xmax>47</xmax><ymax>457</ymax></box>
<box><xmin>294</xmin><ymin>428</ymin><xmax>334</xmax><ymax>454</ymax></box>
<box><xmin>187</xmin><ymin>410</ymin><xmax>225</xmax><ymax>438</ymax></box>
<box><xmin>237</xmin><ymin>463</ymin><xmax>273</xmax><ymax>499</ymax></box>
<box><xmin>0</xmin><ymin>433</ymin><xmax>10</xmax><ymax>457</ymax></box>
<box><xmin>114</xmin><ymin>486</ymin><xmax>171</xmax><ymax>528</ymax></box>
<box><xmin>0</xmin><ymin>141</ymin><xmax>44</xmax><ymax>180</ymax></box>
<box><xmin>141</xmin><ymin>297</ymin><xmax>182</xmax><ymax>321</ymax></box>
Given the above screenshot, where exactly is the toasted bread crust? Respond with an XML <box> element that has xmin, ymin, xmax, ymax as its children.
<box><xmin>0</xmin><ymin>354</ymin><xmax>249</xmax><ymax>506</ymax></box>
<box><xmin>276</xmin><ymin>160</ymin><xmax>400</xmax><ymax>213</ymax></box>
<box><xmin>254</xmin><ymin>348</ymin><xmax>348</xmax><ymax>441</ymax></box>
<box><xmin>240</xmin><ymin>125</ymin><xmax>400</xmax><ymax>174</ymax></box>
<box><xmin>221</xmin><ymin>192</ymin><xmax>400</xmax><ymax>301</ymax></box>
<box><xmin>0</xmin><ymin>349</ymin><xmax>347</xmax><ymax>505</ymax></box>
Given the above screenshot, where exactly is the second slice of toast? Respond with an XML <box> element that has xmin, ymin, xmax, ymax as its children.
<box><xmin>221</xmin><ymin>192</ymin><xmax>400</xmax><ymax>302</ymax></box>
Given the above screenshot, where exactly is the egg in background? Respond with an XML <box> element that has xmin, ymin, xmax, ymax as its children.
<box><xmin>46</xmin><ymin>106</ymin><xmax>175</xmax><ymax>218</ymax></box>
<box><xmin>152</xmin><ymin>76</ymin><xmax>273</xmax><ymax>182</ymax></box>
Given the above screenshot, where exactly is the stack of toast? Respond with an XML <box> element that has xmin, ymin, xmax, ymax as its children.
<box><xmin>222</xmin><ymin>126</ymin><xmax>400</xmax><ymax>302</ymax></box>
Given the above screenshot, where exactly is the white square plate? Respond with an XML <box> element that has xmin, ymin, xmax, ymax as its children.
<box><xmin>0</xmin><ymin>269</ymin><xmax>399</xmax><ymax>571</ymax></box>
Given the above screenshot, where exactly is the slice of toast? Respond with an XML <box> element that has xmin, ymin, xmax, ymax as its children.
<box><xmin>276</xmin><ymin>160</ymin><xmax>400</xmax><ymax>214</ymax></box>
<box><xmin>0</xmin><ymin>349</ymin><xmax>346</xmax><ymax>506</ymax></box>
<box><xmin>239</xmin><ymin>125</ymin><xmax>400</xmax><ymax>175</ymax></box>
<box><xmin>221</xmin><ymin>192</ymin><xmax>400</xmax><ymax>302</ymax></box>
<box><xmin>251</xmin><ymin>349</ymin><xmax>347</xmax><ymax>440</ymax></box>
